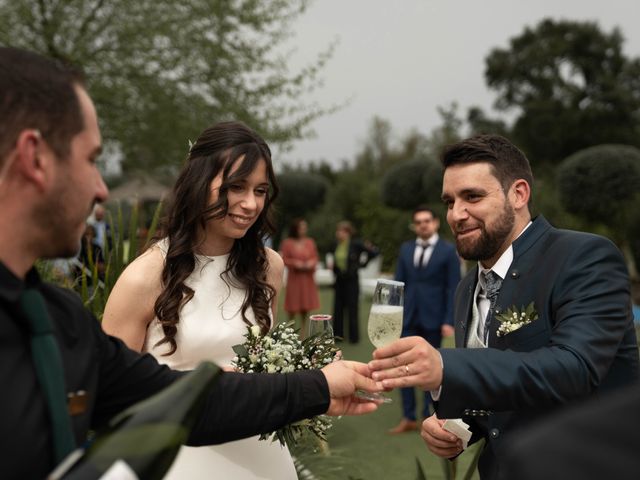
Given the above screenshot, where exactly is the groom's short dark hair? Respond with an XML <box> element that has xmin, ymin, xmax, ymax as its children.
<box><xmin>440</xmin><ymin>134</ymin><xmax>534</xmax><ymax>193</ymax></box>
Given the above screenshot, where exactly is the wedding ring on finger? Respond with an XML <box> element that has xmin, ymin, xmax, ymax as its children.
<box><xmin>405</xmin><ymin>364</ymin><xmax>410</xmax><ymax>375</ymax></box>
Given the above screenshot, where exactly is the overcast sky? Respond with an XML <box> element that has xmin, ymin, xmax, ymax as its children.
<box><xmin>276</xmin><ymin>0</ymin><xmax>640</xmax><ymax>168</ymax></box>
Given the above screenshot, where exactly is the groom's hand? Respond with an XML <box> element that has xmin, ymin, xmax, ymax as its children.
<box><xmin>421</xmin><ymin>414</ymin><xmax>463</xmax><ymax>458</ymax></box>
<box><xmin>367</xmin><ymin>336</ymin><xmax>443</xmax><ymax>391</ymax></box>
<box><xmin>321</xmin><ymin>360</ymin><xmax>382</xmax><ymax>416</ymax></box>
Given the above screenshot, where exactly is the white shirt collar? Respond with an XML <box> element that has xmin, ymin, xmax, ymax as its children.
<box><xmin>477</xmin><ymin>221</ymin><xmax>532</xmax><ymax>281</ymax></box>
<box><xmin>416</xmin><ymin>233</ymin><xmax>439</xmax><ymax>247</ymax></box>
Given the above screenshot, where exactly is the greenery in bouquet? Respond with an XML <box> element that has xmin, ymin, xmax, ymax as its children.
<box><xmin>232</xmin><ymin>322</ymin><xmax>340</xmax><ymax>447</ymax></box>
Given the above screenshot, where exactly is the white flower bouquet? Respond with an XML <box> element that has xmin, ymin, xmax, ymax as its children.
<box><xmin>232</xmin><ymin>321</ymin><xmax>339</xmax><ymax>447</ymax></box>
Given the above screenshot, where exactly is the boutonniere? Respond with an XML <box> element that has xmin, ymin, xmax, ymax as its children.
<box><xmin>495</xmin><ymin>302</ymin><xmax>538</xmax><ymax>337</ymax></box>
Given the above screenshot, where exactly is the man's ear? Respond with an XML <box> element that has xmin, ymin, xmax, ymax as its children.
<box><xmin>510</xmin><ymin>179</ymin><xmax>530</xmax><ymax>210</ymax></box>
<box><xmin>13</xmin><ymin>130</ymin><xmax>51</xmax><ymax>191</ymax></box>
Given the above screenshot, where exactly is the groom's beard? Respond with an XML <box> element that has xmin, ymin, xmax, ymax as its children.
<box><xmin>455</xmin><ymin>202</ymin><xmax>515</xmax><ymax>261</ymax></box>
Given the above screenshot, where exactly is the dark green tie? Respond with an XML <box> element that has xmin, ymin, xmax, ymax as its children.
<box><xmin>20</xmin><ymin>288</ymin><xmax>76</xmax><ymax>463</ymax></box>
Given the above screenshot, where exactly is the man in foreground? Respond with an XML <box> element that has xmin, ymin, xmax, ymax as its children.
<box><xmin>0</xmin><ymin>47</ymin><xmax>381</xmax><ymax>478</ymax></box>
<box><xmin>369</xmin><ymin>134</ymin><xmax>638</xmax><ymax>479</ymax></box>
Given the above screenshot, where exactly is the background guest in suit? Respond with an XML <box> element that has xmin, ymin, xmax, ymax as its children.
<box><xmin>328</xmin><ymin>220</ymin><xmax>379</xmax><ymax>343</ymax></box>
<box><xmin>280</xmin><ymin>218</ymin><xmax>320</xmax><ymax>336</ymax></box>
<box><xmin>89</xmin><ymin>203</ymin><xmax>111</xmax><ymax>251</ymax></box>
<box><xmin>369</xmin><ymin>134</ymin><xmax>639</xmax><ymax>479</ymax></box>
<box><xmin>388</xmin><ymin>206</ymin><xmax>460</xmax><ymax>434</ymax></box>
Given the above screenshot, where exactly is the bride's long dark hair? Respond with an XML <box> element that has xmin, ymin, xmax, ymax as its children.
<box><xmin>152</xmin><ymin>121</ymin><xmax>279</xmax><ymax>355</ymax></box>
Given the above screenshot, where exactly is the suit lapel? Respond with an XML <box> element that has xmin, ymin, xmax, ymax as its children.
<box><xmin>455</xmin><ymin>267</ymin><xmax>478</xmax><ymax>348</ymax></box>
<box><xmin>486</xmin><ymin>216</ymin><xmax>552</xmax><ymax>347</ymax></box>
<box><xmin>407</xmin><ymin>241</ymin><xmax>417</xmax><ymax>268</ymax></box>
<box><xmin>512</xmin><ymin>215</ymin><xmax>551</xmax><ymax>258</ymax></box>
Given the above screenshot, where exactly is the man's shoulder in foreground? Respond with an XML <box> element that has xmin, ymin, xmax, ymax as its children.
<box><xmin>503</xmin><ymin>383</ymin><xmax>640</xmax><ymax>480</ymax></box>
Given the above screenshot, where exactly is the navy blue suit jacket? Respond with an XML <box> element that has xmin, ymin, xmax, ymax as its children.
<box><xmin>437</xmin><ymin>215</ymin><xmax>639</xmax><ymax>480</ymax></box>
<box><xmin>395</xmin><ymin>238</ymin><xmax>460</xmax><ymax>331</ymax></box>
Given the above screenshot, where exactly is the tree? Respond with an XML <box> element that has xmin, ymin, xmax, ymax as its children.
<box><xmin>381</xmin><ymin>159</ymin><xmax>430</xmax><ymax>210</ymax></box>
<box><xmin>353</xmin><ymin>117</ymin><xmax>401</xmax><ymax>177</ymax></box>
<box><xmin>466</xmin><ymin>106</ymin><xmax>509</xmax><ymax>137</ymax></box>
<box><xmin>0</xmin><ymin>0</ymin><xmax>332</xmax><ymax>174</ymax></box>
<box><xmin>274</xmin><ymin>171</ymin><xmax>328</xmax><ymax>245</ymax></box>
<box><xmin>557</xmin><ymin>144</ymin><xmax>640</xmax><ymax>277</ymax></box>
<box><xmin>420</xmin><ymin>160</ymin><xmax>445</xmax><ymax>205</ymax></box>
<box><xmin>557</xmin><ymin>144</ymin><xmax>640</xmax><ymax>226</ymax></box>
<box><xmin>424</xmin><ymin>103</ymin><xmax>464</xmax><ymax>159</ymax></box>
<box><xmin>485</xmin><ymin>19</ymin><xmax>640</xmax><ymax>165</ymax></box>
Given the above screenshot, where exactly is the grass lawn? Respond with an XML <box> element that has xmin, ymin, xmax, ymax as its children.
<box><xmin>278</xmin><ymin>287</ymin><xmax>481</xmax><ymax>480</ymax></box>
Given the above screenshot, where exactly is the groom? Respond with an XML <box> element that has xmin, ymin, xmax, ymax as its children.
<box><xmin>369</xmin><ymin>134</ymin><xmax>639</xmax><ymax>479</ymax></box>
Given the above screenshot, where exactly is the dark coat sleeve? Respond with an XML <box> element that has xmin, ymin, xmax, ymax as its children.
<box><xmin>187</xmin><ymin>370</ymin><xmax>329</xmax><ymax>445</ymax></box>
<box><xmin>503</xmin><ymin>384</ymin><xmax>640</xmax><ymax>479</ymax></box>
<box><xmin>91</xmin><ymin>320</ymin><xmax>330</xmax><ymax>444</ymax></box>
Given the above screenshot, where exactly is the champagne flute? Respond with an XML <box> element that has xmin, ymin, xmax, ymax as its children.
<box><xmin>309</xmin><ymin>314</ymin><xmax>341</xmax><ymax>366</ymax></box>
<box><xmin>358</xmin><ymin>278</ymin><xmax>404</xmax><ymax>404</ymax></box>
<box><xmin>367</xmin><ymin>279</ymin><xmax>404</xmax><ymax>348</ymax></box>
<box><xmin>308</xmin><ymin>314</ymin><xmax>334</xmax><ymax>338</ymax></box>
<box><xmin>308</xmin><ymin>314</ymin><xmax>337</xmax><ymax>449</ymax></box>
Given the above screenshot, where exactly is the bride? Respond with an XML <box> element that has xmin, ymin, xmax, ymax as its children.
<box><xmin>102</xmin><ymin>121</ymin><xmax>297</xmax><ymax>479</ymax></box>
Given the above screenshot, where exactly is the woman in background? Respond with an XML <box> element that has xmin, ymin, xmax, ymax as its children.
<box><xmin>102</xmin><ymin>121</ymin><xmax>297</xmax><ymax>479</ymax></box>
<box><xmin>279</xmin><ymin>218</ymin><xmax>320</xmax><ymax>335</ymax></box>
<box><xmin>329</xmin><ymin>221</ymin><xmax>378</xmax><ymax>343</ymax></box>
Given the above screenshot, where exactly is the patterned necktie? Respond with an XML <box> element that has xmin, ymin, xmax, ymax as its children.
<box><xmin>20</xmin><ymin>288</ymin><xmax>76</xmax><ymax>463</ymax></box>
<box><xmin>479</xmin><ymin>270</ymin><xmax>502</xmax><ymax>342</ymax></box>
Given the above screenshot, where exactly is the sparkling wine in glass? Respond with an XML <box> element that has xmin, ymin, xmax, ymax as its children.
<box><xmin>367</xmin><ymin>280</ymin><xmax>404</xmax><ymax>348</ymax></box>
<box><xmin>359</xmin><ymin>278</ymin><xmax>404</xmax><ymax>404</ymax></box>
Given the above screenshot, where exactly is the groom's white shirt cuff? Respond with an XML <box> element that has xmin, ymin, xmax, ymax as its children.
<box><xmin>430</xmin><ymin>350</ymin><xmax>444</xmax><ymax>400</ymax></box>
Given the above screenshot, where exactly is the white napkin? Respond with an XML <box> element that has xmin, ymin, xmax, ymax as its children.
<box><xmin>442</xmin><ymin>418</ymin><xmax>472</xmax><ymax>449</ymax></box>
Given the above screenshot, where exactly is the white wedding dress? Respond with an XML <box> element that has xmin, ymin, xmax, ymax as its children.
<box><xmin>144</xmin><ymin>244</ymin><xmax>297</xmax><ymax>479</ymax></box>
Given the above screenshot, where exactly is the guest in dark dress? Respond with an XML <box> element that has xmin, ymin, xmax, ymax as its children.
<box><xmin>329</xmin><ymin>221</ymin><xmax>378</xmax><ymax>343</ymax></box>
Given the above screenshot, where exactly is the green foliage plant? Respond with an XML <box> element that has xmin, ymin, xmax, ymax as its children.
<box><xmin>381</xmin><ymin>159</ymin><xmax>431</xmax><ymax>210</ymax></box>
<box><xmin>0</xmin><ymin>0</ymin><xmax>334</xmax><ymax>174</ymax></box>
<box><xmin>557</xmin><ymin>144</ymin><xmax>640</xmax><ymax>226</ymax></box>
<box><xmin>63</xmin><ymin>201</ymin><xmax>162</xmax><ymax>320</ymax></box>
<box><xmin>274</xmin><ymin>171</ymin><xmax>329</xmax><ymax>245</ymax></box>
<box><xmin>557</xmin><ymin>144</ymin><xmax>640</xmax><ymax>278</ymax></box>
<box><xmin>485</xmin><ymin>18</ymin><xmax>640</xmax><ymax>166</ymax></box>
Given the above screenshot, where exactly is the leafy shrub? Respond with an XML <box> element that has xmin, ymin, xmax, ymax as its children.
<box><xmin>39</xmin><ymin>202</ymin><xmax>162</xmax><ymax>320</ymax></box>
<box><xmin>557</xmin><ymin>144</ymin><xmax>640</xmax><ymax>227</ymax></box>
<box><xmin>381</xmin><ymin>159</ymin><xmax>431</xmax><ymax>210</ymax></box>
